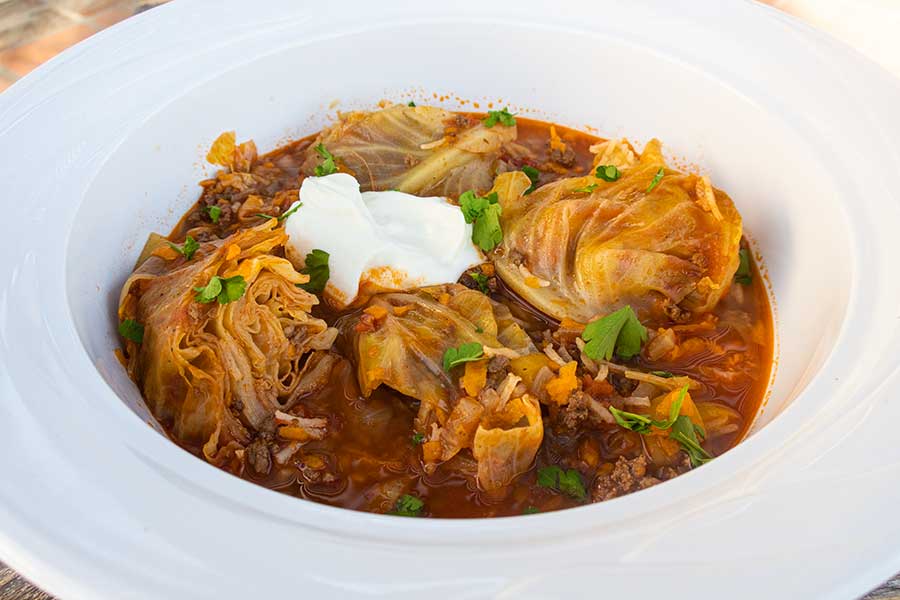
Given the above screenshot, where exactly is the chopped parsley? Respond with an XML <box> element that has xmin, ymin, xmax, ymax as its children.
<box><xmin>595</xmin><ymin>164</ymin><xmax>621</xmax><ymax>182</ymax></box>
<box><xmin>256</xmin><ymin>202</ymin><xmax>303</xmax><ymax>223</ymax></box>
<box><xmin>646</xmin><ymin>167</ymin><xmax>664</xmax><ymax>192</ymax></box>
<box><xmin>313</xmin><ymin>144</ymin><xmax>337</xmax><ymax>176</ymax></box>
<box><xmin>523</xmin><ymin>506</ymin><xmax>540</xmax><ymax>515</ymax></box>
<box><xmin>650</xmin><ymin>370</ymin><xmax>675</xmax><ymax>378</ymax></box>
<box><xmin>205</xmin><ymin>205</ymin><xmax>222</xmax><ymax>224</ymax></box>
<box><xmin>469</xmin><ymin>271</ymin><xmax>490</xmax><ymax>294</ymax></box>
<box><xmin>411</xmin><ymin>432</ymin><xmax>426</xmax><ymax>445</ymax></box>
<box><xmin>522</xmin><ymin>166</ymin><xmax>540</xmax><ymax>195</ymax></box>
<box><xmin>581</xmin><ymin>305</ymin><xmax>647</xmax><ymax>361</ymax></box>
<box><xmin>537</xmin><ymin>466</ymin><xmax>587</xmax><ymax>501</ymax></box>
<box><xmin>167</xmin><ymin>235</ymin><xmax>199</xmax><ymax>260</ymax></box>
<box><xmin>442</xmin><ymin>342</ymin><xmax>484</xmax><ymax>371</ymax></box>
<box><xmin>609</xmin><ymin>385</ymin><xmax>688</xmax><ymax>434</ymax></box>
<box><xmin>483</xmin><ymin>107</ymin><xmax>516</xmax><ymax>128</ymax></box>
<box><xmin>475</xmin><ymin>325</ymin><xmax>484</xmax><ymax>334</ymax></box>
<box><xmin>297</xmin><ymin>249</ymin><xmax>330</xmax><ymax>294</ymax></box>
<box><xmin>407</xmin><ymin>101</ymin><xmax>416</xmax><ymax>107</ymax></box>
<box><xmin>670</xmin><ymin>416</ymin><xmax>712</xmax><ymax>467</ymax></box>
<box><xmin>459</xmin><ymin>190</ymin><xmax>503</xmax><ymax>252</ymax></box>
<box><xmin>574</xmin><ymin>183</ymin><xmax>599</xmax><ymax>194</ymax></box>
<box><xmin>193</xmin><ymin>275</ymin><xmax>246</xmax><ymax>304</ymax></box>
<box><xmin>735</xmin><ymin>248</ymin><xmax>752</xmax><ymax>285</ymax></box>
<box><xmin>118</xmin><ymin>319</ymin><xmax>144</xmax><ymax>344</ymax></box>
<box><xmin>389</xmin><ymin>494</ymin><xmax>425</xmax><ymax>517</ymax></box>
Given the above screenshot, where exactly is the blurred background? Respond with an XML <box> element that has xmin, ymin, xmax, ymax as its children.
<box><xmin>0</xmin><ymin>0</ymin><xmax>168</xmax><ymax>91</ymax></box>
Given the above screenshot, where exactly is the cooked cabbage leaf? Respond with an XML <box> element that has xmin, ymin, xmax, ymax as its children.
<box><xmin>492</xmin><ymin>139</ymin><xmax>743</xmax><ymax>322</ymax></box>
<box><xmin>118</xmin><ymin>221</ymin><xmax>334</xmax><ymax>468</ymax></box>
<box><xmin>301</xmin><ymin>104</ymin><xmax>516</xmax><ymax>197</ymax></box>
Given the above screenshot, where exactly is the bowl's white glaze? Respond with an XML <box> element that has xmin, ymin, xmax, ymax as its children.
<box><xmin>2</xmin><ymin>1</ymin><xmax>900</xmax><ymax>599</ymax></box>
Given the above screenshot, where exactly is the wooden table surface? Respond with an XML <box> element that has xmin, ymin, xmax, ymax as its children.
<box><xmin>1</xmin><ymin>559</ymin><xmax>899</xmax><ymax>599</ymax></box>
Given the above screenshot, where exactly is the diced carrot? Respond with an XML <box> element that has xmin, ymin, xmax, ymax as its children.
<box><xmin>545</xmin><ymin>361</ymin><xmax>580</xmax><ymax>405</ymax></box>
<box><xmin>363</xmin><ymin>305</ymin><xmax>389</xmax><ymax>320</ymax></box>
<box><xmin>439</xmin><ymin>292</ymin><xmax>451</xmax><ymax>305</ymax></box>
<box><xmin>559</xmin><ymin>317</ymin><xmax>585</xmax><ymax>333</ymax></box>
<box><xmin>480</xmin><ymin>263</ymin><xmax>495</xmax><ymax>276</ymax></box>
<box><xmin>460</xmin><ymin>360</ymin><xmax>488</xmax><ymax>397</ymax></box>
<box><xmin>151</xmin><ymin>245</ymin><xmax>180</xmax><ymax>261</ymax></box>
<box><xmin>393</xmin><ymin>304</ymin><xmax>413</xmax><ymax>316</ymax></box>
<box><xmin>422</xmin><ymin>440</ymin><xmax>442</xmax><ymax>463</ymax></box>
<box><xmin>225</xmin><ymin>244</ymin><xmax>241</xmax><ymax>260</ymax></box>
<box><xmin>278</xmin><ymin>426</ymin><xmax>313</xmax><ymax>441</ymax></box>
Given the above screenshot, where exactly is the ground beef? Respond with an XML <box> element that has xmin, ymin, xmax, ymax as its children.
<box><xmin>592</xmin><ymin>455</ymin><xmax>661</xmax><ymax>501</ymax></box>
<box><xmin>245</xmin><ymin>439</ymin><xmax>272</xmax><ymax>476</ymax></box>
<box><xmin>485</xmin><ymin>355</ymin><xmax>511</xmax><ymax>388</ymax></box>
<box><xmin>549</xmin><ymin>145</ymin><xmax>576</xmax><ymax>167</ymax></box>
<box><xmin>663</xmin><ymin>301</ymin><xmax>692</xmax><ymax>323</ymax></box>
<box><xmin>558</xmin><ymin>390</ymin><xmax>591</xmax><ymax>430</ymax></box>
<box><xmin>458</xmin><ymin>270</ymin><xmax>498</xmax><ymax>294</ymax></box>
<box><xmin>610</xmin><ymin>373</ymin><xmax>638</xmax><ymax>397</ymax></box>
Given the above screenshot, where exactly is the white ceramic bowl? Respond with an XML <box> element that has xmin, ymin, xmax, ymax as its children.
<box><xmin>3</xmin><ymin>1</ymin><xmax>900</xmax><ymax>598</ymax></box>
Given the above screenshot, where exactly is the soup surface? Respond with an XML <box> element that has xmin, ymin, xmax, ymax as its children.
<box><xmin>117</xmin><ymin>105</ymin><xmax>773</xmax><ymax>517</ymax></box>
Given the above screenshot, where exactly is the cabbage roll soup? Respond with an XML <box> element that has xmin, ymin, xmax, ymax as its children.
<box><xmin>117</xmin><ymin>104</ymin><xmax>774</xmax><ymax>518</ymax></box>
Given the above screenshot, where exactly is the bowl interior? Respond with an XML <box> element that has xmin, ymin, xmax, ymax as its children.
<box><xmin>65</xmin><ymin>21</ymin><xmax>851</xmax><ymax>475</ymax></box>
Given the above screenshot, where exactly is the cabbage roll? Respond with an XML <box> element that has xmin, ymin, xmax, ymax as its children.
<box><xmin>492</xmin><ymin>139</ymin><xmax>742</xmax><ymax>322</ymax></box>
<box><xmin>118</xmin><ymin>220</ymin><xmax>334</xmax><ymax>468</ymax></box>
<box><xmin>301</xmin><ymin>104</ymin><xmax>516</xmax><ymax>197</ymax></box>
<box><xmin>346</xmin><ymin>285</ymin><xmax>541</xmax><ymax>489</ymax></box>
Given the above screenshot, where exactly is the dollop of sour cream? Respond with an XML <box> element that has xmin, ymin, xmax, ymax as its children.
<box><xmin>283</xmin><ymin>173</ymin><xmax>483</xmax><ymax>308</ymax></box>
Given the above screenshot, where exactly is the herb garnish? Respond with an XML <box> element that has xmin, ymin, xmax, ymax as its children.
<box><xmin>205</xmin><ymin>205</ymin><xmax>222</xmax><ymax>224</ymax></box>
<box><xmin>581</xmin><ymin>305</ymin><xmax>647</xmax><ymax>361</ymax></box>
<box><xmin>297</xmin><ymin>249</ymin><xmax>330</xmax><ymax>294</ymax></box>
<box><xmin>483</xmin><ymin>107</ymin><xmax>516</xmax><ymax>128</ymax></box>
<box><xmin>411</xmin><ymin>432</ymin><xmax>425</xmax><ymax>445</ymax></box>
<box><xmin>650</xmin><ymin>370</ymin><xmax>674</xmax><ymax>378</ymax></box>
<box><xmin>118</xmin><ymin>319</ymin><xmax>144</xmax><ymax>344</ymax></box>
<box><xmin>167</xmin><ymin>235</ymin><xmax>199</xmax><ymax>260</ymax></box>
<box><xmin>459</xmin><ymin>190</ymin><xmax>503</xmax><ymax>252</ymax></box>
<box><xmin>313</xmin><ymin>144</ymin><xmax>337</xmax><ymax>176</ymax></box>
<box><xmin>469</xmin><ymin>271</ymin><xmax>490</xmax><ymax>294</ymax></box>
<box><xmin>407</xmin><ymin>101</ymin><xmax>416</xmax><ymax>107</ymax></box>
<box><xmin>256</xmin><ymin>202</ymin><xmax>303</xmax><ymax>223</ymax></box>
<box><xmin>442</xmin><ymin>342</ymin><xmax>484</xmax><ymax>371</ymax></box>
<box><xmin>574</xmin><ymin>183</ymin><xmax>599</xmax><ymax>194</ymax></box>
<box><xmin>735</xmin><ymin>248</ymin><xmax>752</xmax><ymax>285</ymax></box>
<box><xmin>389</xmin><ymin>494</ymin><xmax>425</xmax><ymax>517</ymax></box>
<box><xmin>646</xmin><ymin>167</ymin><xmax>664</xmax><ymax>192</ymax></box>
<box><xmin>522</xmin><ymin>166</ymin><xmax>540</xmax><ymax>195</ymax></box>
<box><xmin>537</xmin><ymin>466</ymin><xmax>587</xmax><ymax>501</ymax></box>
<box><xmin>193</xmin><ymin>275</ymin><xmax>247</xmax><ymax>304</ymax></box>
<box><xmin>670</xmin><ymin>416</ymin><xmax>712</xmax><ymax>467</ymax></box>
<box><xmin>595</xmin><ymin>164</ymin><xmax>621</xmax><ymax>182</ymax></box>
<box><xmin>609</xmin><ymin>385</ymin><xmax>688</xmax><ymax>434</ymax></box>
<box><xmin>523</xmin><ymin>506</ymin><xmax>540</xmax><ymax>515</ymax></box>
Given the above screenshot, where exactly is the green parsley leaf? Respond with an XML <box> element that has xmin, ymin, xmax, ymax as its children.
<box><xmin>193</xmin><ymin>275</ymin><xmax>246</xmax><ymax>304</ymax></box>
<box><xmin>523</xmin><ymin>506</ymin><xmax>540</xmax><ymax>515</ymax></box>
<box><xmin>650</xmin><ymin>370</ymin><xmax>675</xmax><ymax>378</ymax></box>
<box><xmin>118</xmin><ymin>319</ymin><xmax>144</xmax><ymax>344</ymax></box>
<box><xmin>469</xmin><ymin>271</ymin><xmax>490</xmax><ymax>294</ymax></box>
<box><xmin>536</xmin><ymin>466</ymin><xmax>587</xmax><ymax>501</ymax></box>
<box><xmin>407</xmin><ymin>101</ymin><xmax>416</xmax><ymax>107</ymax></box>
<box><xmin>389</xmin><ymin>494</ymin><xmax>425</xmax><ymax>517</ymax></box>
<box><xmin>735</xmin><ymin>248</ymin><xmax>752</xmax><ymax>285</ymax></box>
<box><xmin>483</xmin><ymin>107</ymin><xmax>516</xmax><ymax>128</ymax></box>
<box><xmin>646</xmin><ymin>167</ymin><xmax>664</xmax><ymax>192</ymax></box>
<box><xmin>205</xmin><ymin>205</ymin><xmax>222</xmax><ymax>224</ymax></box>
<box><xmin>313</xmin><ymin>143</ymin><xmax>337</xmax><ymax>176</ymax></box>
<box><xmin>167</xmin><ymin>235</ymin><xmax>199</xmax><ymax>260</ymax></box>
<box><xmin>459</xmin><ymin>190</ymin><xmax>503</xmax><ymax>251</ymax></box>
<box><xmin>411</xmin><ymin>432</ymin><xmax>425</xmax><ymax>445</ymax></box>
<box><xmin>298</xmin><ymin>249</ymin><xmax>330</xmax><ymax>294</ymax></box>
<box><xmin>475</xmin><ymin>325</ymin><xmax>484</xmax><ymax>334</ymax></box>
<box><xmin>670</xmin><ymin>415</ymin><xmax>712</xmax><ymax>467</ymax></box>
<box><xmin>581</xmin><ymin>305</ymin><xmax>648</xmax><ymax>361</ymax></box>
<box><xmin>595</xmin><ymin>164</ymin><xmax>621</xmax><ymax>182</ymax></box>
<box><xmin>442</xmin><ymin>342</ymin><xmax>484</xmax><ymax>371</ymax></box>
<box><xmin>574</xmin><ymin>183</ymin><xmax>599</xmax><ymax>194</ymax></box>
<box><xmin>522</xmin><ymin>165</ymin><xmax>540</xmax><ymax>195</ymax></box>
<box><xmin>609</xmin><ymin>385</ymin><xmax>688</xmax><ymax>434</ymax></box>
<box><xmin>257</xmin><ymin>202</ymin><xmax>303</xmax><ymax>223</ymax></box>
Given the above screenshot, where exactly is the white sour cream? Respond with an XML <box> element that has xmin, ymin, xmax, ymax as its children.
<box><xmin>283</xmin><ymin>173</ymin><xmax>483</xmax><ymax>308</ymax></box>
